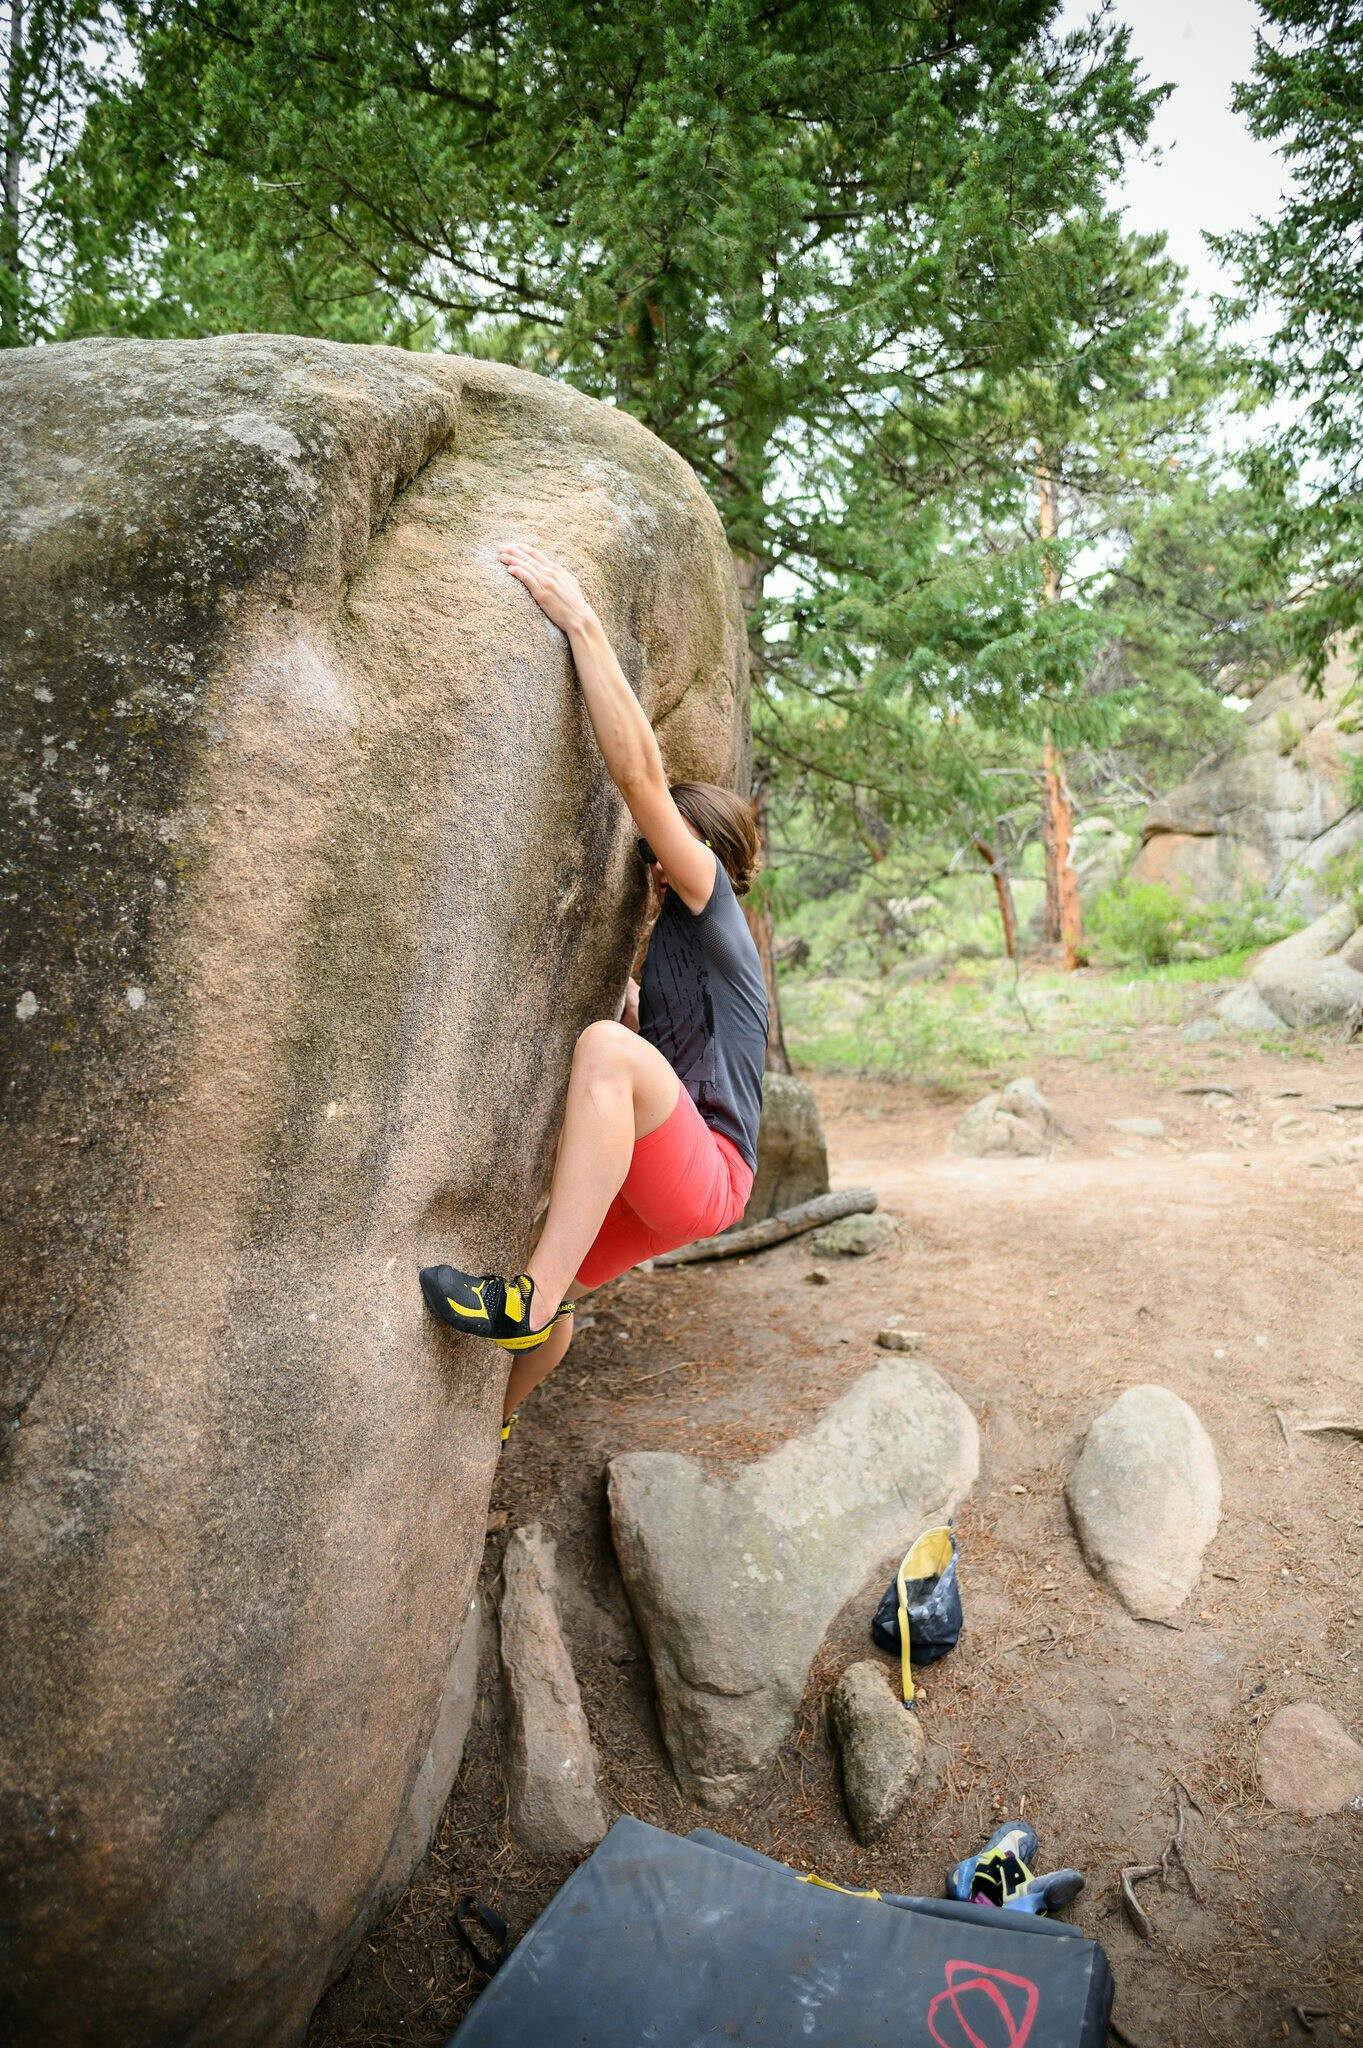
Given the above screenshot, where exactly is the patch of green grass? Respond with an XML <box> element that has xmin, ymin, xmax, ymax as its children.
<box><xmin>784</xmin><ymin>950</ymin><xmax>1267</xmax><ymax>1087</ymax></box>
<box><xmin>782</xmin><ymin>977</ymin><xmax>1008</xmax><ymax>1093</ymax></box>
<box><xmin>1129</xmin><ymin>946</ymin><xmax>1261</xmax><ymax>985</ymax></box>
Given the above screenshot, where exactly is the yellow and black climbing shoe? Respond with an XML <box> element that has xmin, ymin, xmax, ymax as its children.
<box><xmin>500</xmin><ymin>1410</ymin><xmax>519</xmax><ymax>1445</ymax></box>
<box><xmin>419</xmin><ymin>1265</ymin><xmax>568</xmax><ymax>1351</ymax></box>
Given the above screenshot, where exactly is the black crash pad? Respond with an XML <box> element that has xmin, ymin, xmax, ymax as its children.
<box><xmin>448</xmin><ymin>1816</ymin><xmax>1113</xmax><ymax>2046</ymax></box>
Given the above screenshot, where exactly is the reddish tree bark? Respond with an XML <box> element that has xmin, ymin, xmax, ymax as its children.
<box><xmin>973</xmin><ymin>836</ymin><xmax>1019</xmax><ymax>960</ymax></box>
<box><xmin>1036</xmin><ymin>449</ymin><xmax>1083</xmax><ymax>970</ymax></box>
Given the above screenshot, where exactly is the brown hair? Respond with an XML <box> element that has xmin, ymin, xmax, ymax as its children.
<box><xmin>670</xmin><ymin>782</ymin><xmax>762</xmax><ymax>897</ymax></box>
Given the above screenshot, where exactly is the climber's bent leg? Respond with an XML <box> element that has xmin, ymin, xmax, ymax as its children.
<box><xmin>496</xmin><ymin>1095</ymin><xmax>754</xmax><ymax>1426</ymax></box>
<box><xmin>522</xmin><ymin>1021</ymin><xmax>679</xmax><ymax>1322</ymax></box>
<box><xmin>418</xmin><ymin>1021</ymin><xmax>677</xmax><ymax>1346</ymax></box>
<box><xmin>573</xmin><ymin>1089</ymin><xmax>754</xmax><ymax>1289</ymax></box>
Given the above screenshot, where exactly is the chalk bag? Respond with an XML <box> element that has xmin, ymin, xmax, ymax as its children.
<box><xmin>871</xmin><ymin>1524</ymin><xmax>962</xmax><ymax>1705</ymax></box>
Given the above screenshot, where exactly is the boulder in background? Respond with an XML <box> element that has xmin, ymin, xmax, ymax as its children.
<box><xmin>1130</xmin><ymin>656</ymin><xmax>1362</xmax><ymax>915</ymax></box>
<box><xmin>740</xmin><ymin>1072</ymin><xmax>830</xmax><ymax>1225</ymax></box>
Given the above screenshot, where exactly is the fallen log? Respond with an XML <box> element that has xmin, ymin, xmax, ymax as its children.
<box><xmin>653</xmin><ymin>1188</ymin><xmax>878</xmax><ymax>1268</ymax></box>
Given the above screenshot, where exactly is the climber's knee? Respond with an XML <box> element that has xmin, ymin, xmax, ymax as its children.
<box><xmin>572</xmin><ymin>1018</ymin><xmax>635</xmax><ymax>1079</ymax></box>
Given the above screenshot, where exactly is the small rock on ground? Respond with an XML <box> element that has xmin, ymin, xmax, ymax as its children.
<box><xmin>877</xmin><ymin>1328</ymin><xmax>923</xmax><ymax>1353</ymax></box>
<box><xmin>1257</xmin><ymin>1703</ymin><xmax>1363</xmax><ymax>1816</ymax></box>
<box><xmin>828</xmin><ymin>1661</ymin><xmax>924</xmax><ymax>1844</ymax></box>
<box><xmin>1181</xmin><ymin>1017</ymin><xmax>1223</xmax><ymax>1043</ymax></box>
<box><xmin>1109</xmin><ymin>1116</ymin><xmax>1165</xmax><ymax>1140</ymax></box>
<box><xmin>1216</xmin><ymin>983</ymin><xmax>1288</xmax><ymax>1033</ymax></box>
<box><xmin>950</xmin><ymin>1077</ymin><xmax>1064</xmax><ymax>1158</ymax></box>
<box><xmin>498</xmin><ymin>1524</ymin><xmax>608</xmax><ymax>1856</ymax></box>
<box><xmin>809</xmin><ymin>1211</ymin><xmax>897</xmax><ymax>1257</ymax></box>
<box><xmin>1065</xmin><ymin>1385</ymin><xmax>1221</xmax><ymax>1621</ymax></box>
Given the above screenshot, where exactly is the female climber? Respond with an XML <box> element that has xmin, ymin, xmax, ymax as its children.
<box><xmin>419</xmin><ymin>541</ymin><xmax>768</xmax><ymax>1436</ymax></box>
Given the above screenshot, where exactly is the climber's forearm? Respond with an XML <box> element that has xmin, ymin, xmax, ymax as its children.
<box><xmin>567</xmin><ymin>611</ymin><xmax>663</xmax><ymax>796</ymax></box>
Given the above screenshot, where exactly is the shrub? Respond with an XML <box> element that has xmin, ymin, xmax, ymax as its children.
<box><xmin>1323</xmin><ymin>845</ymin><xmax>1363</xmax><ymax>922</ymax></box>
<box><xmin>1087</xmin><ymin>879</ymin><xmax>1191</xmax><ymax>966</ymax></box>
<box><xmin>1274</xmin><ymin>709</ymin><xmax>1303</xmax><ymax>756</ymax></box>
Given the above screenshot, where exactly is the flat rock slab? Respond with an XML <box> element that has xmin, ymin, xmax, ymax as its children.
<box><xmin>1109</xmin><ymin>1116</ymin><xmax>1164</xmax><ymax>1140</ymax></box>
<box><xmin>877</xmin><ymin>1328</ymin><xmax>924</xmax><ymax>1353</ymax></box>
<box><xmin>1258</xmin><ymin>1704</ymin><xmax>1363</xmax><ymax>1815</ymax></box>
<box><xmin>809</xmin><ymin>1211</ymin><xmax>898</xmax><ymax>1257</ymax></box>
<box><xmin>499</xmin><ymin>1526</ymin><xmax>608</xmax><ymax>1856</ymax></box>
<box><xmin>950</xmin><ymin>1077</ymin><xmax>1064</xmax><ymax>1158</ymax></box>
<box><xmin>608</xmin><ymin>1360</ymin><xmax>978</xmax><ymax>1809</ymax></box>
<box><xmin>1066</xmin><ymin>1385</ymin><xmax>1221</xmax><ymax>1621</ymax></box>
<box><xmin>828</xmin><ymin>1661</ymin><xmax>924</xmax><ymax>1844</ymax></box>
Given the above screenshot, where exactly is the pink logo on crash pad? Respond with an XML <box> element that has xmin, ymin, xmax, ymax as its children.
<box><xmin>926</xmin><ymin>1957</ymin><xmax>1040</xmax><ymax>2048</ymax></box>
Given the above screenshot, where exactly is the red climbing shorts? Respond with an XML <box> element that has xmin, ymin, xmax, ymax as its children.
<box><xmin>574</xmin><ymin>1085</ymin><xmax>754</xmax><ymax>1292</ymax></box>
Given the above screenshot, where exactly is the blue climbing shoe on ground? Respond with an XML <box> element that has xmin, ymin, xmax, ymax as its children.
<box><xmin>948</xmin><ymin>1819</ymin><xmax>1084</xmax><ymax>1916</ymax></box>
<box><xmin>948</xmin><ymin>1822</ymin><xmax>1038</xmax><ymax>1909</ymax></box>
<box><xmin>418</xmin><ymin>1265</ymin><xmax>571</xmax><ymax>1351</ymax></box>
<box><xmin>1006</xmin><ymin>1866</ymin><xmax>1086</xmax><ymax>1916</ymax></box>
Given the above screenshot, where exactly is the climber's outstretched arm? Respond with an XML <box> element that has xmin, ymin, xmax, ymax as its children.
<box><xmin>500</xmin><ymin>540</ymin><xmax>717</xmax><ymax>914</ymax></box>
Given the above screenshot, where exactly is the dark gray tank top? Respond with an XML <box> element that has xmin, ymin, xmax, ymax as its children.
<box><xmin>639</xmin><ymin>861</ymin><xmax>768</xmax><ymax>1171</ymax></box>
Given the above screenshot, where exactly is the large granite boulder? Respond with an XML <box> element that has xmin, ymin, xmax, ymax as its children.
<box><xmin>0</xmin><ymin>337</ymin><xmax>746</xmax><ymax>2047</ymax></box>
<box><xmin>1131</xmin><ymin>657</ymin><xmax>1362</xmax><ymax>914</ymax></box>
<box><xmin>607</xmin><ymin>1359</ymin><xmax>977</xmax><ymax>1809</ymax></box>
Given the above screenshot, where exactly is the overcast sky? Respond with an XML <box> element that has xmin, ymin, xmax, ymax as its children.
<box><xmin>1059</xmin><ymin>0</ymin><xmax>1287</xmax><ymax>314</ymax></box>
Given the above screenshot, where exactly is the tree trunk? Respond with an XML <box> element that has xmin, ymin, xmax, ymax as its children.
<box><xmin>743</xmin><ymin>775</ymin><xmax>793</xmax><ymax>1074</ymax></box>
<box><xmin>1043</xmin><ymin>735</ymin><xmax>1083</xmax><ymax>972</ymax></box>
<box><xmin>1036</xmin><ymin>447</ymin><xmax>1082</xmax><ymax>970</ymax></box>
<box><xmin>2</xmin><ymin>0</ymin><xmax>25</xmax><ymax>346</ymax></box>
<box><xmin>973</xmin><ymin>835</ymin><xmax>1018</xmax><ymax>960</ymax></box>
<box><xmin>729</xmin><ymin>519</ymin><xmax>792</xmax><ymax>1073</ymax></box>
<box><xmin>1039</xmin><ymin>769</ymin><xmax>1061</xmax><ymax>944</ymax></box>
<box><xmin>654</xmin><ymin>1186</ymin><xmax>877</xmax><ymax>1266</ymax></box>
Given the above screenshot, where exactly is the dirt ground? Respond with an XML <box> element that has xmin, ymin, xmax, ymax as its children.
<box><xmin>311</xmin><ymin>1022</ymin><xmax>1363</xmax><ymax>2048</ymax></box>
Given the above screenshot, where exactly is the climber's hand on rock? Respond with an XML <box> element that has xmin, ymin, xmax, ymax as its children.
<box><xmin>500</xmin><ymin>541</ymin><xmax>595</xmax><ymax>635</ymax></box>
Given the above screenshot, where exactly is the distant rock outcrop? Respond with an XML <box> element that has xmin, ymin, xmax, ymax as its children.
<box><xmin>1131</xmin><ymin>656</ymin><xmax>1362</xmax><ymax>913</ymax></box>
<box><xmin>0</xmin><ymin>337</ymin><xmax>746</xmax><ymax>2047</ymax></box>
